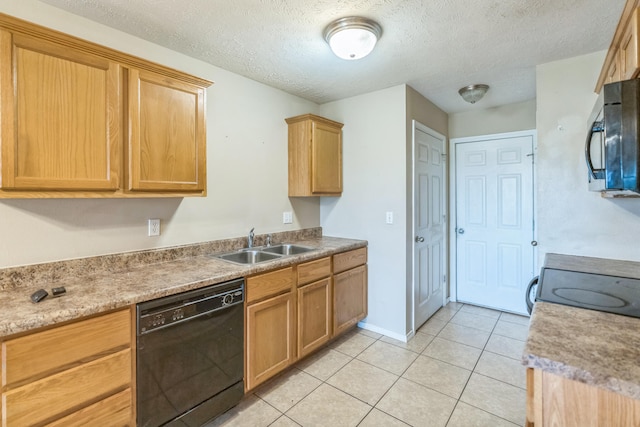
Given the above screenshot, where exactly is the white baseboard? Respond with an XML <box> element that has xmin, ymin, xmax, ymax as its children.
<box><xmin>357</xmin><ymin>321</ymin><xmax>411</xmax><ymax>343</ymax></box>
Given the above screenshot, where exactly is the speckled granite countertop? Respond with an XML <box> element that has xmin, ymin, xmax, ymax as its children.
<box><xmin>523</xmin><ymin>253</ymin><xmax>640</xmax><ymax>400</ymax></box>
<box><xmin>0</xmin><ymin>229</ymin><xmax>366</xmax><ymax>338</ymax></box>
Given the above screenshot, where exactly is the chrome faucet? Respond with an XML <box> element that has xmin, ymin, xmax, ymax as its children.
<box><xmin>248</xmin><ymin>228</ymin><xmax>255</xmax><ymax>248</ymax></box>
<box><xmin>266</xmin><ymin>234</ymin><xmax>272</xmax><ymax>247</ymax></box>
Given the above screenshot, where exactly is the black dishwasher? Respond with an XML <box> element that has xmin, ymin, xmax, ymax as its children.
<box><xmin>136</xmin><ymin>278</ymin><xmax>244</xmax><ymax>427</ymax></box>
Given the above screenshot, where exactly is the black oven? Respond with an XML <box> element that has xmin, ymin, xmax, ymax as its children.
<box><xmin>136</xmin><ymin>279</ymin><xmax>244</xmax><ymax>427</ymax></box>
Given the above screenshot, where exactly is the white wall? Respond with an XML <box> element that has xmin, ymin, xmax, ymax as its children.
<box><xmin>319</xmin><ymin>85</ymin><xmax>409</xmax><ymax>339</ymax></box>
<box><xmin>0</xmin><ymin>0</ymin><xmax>320</xmax><ymax>268</ymax></box>
<box><xmin>536</xmin><ymin>51</ymin><xmax>640</xmax><ymax>262</ymax></box>
<box><xmin>318</xmin><ymin>85</ymin><xmax>448</xmax><ymax>339</ymax></box>
<box><xmin>449</xmin><ymin>99</ymin><xmax>536</xmax><ymax>138</ymax></box>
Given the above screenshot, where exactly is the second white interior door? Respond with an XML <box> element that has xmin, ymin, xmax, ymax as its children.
<box><xmin>454</xmin><ymin>132</ymin><xmax>535</xmax><ymax>314</ymax></box>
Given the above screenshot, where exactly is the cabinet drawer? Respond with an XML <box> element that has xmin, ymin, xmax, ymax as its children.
<box><xmin>246</xmin><ymin>267</ymin><xmax>294</xmax><ymax>304</ymax></box>
<box><xmin>45</xmin><ymin>388</ymin><xmax>132</xmax><ymax>427</ymax></box>
<box><xmin>333</xmin><ymin>248</ymin><xmax>367</xmax><ymax>274</ymax></box>
<box><xmin>2</xmin><ymin>309</ymin><xmax>131</xmax><ymax>387</ymax></box>
<box><xmin>3</xmin><ymin>348</ymin><xmax>131</xmax><ymax>426</ymax></box>
<box><xmin>297</xmin><ymin>257</ymin><xmax>331</xmax><ymax>286</ymax></box>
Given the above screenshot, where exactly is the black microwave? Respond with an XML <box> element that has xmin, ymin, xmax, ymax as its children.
<box><xmin>585</xmin><ymin>78</ymin><xmax>640</xmax><ymax>195</ymax></box>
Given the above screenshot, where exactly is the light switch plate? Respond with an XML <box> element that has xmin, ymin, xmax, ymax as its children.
<box><xmin>283</xmin><ymin>211</ymin><xmax>293</xmax><ymax>224</ymax></box>
<box><xmin>148</xmin><ymin>219</ymin><xmax>160</xmax><ymax>236</ymax></box>
<box><xmin>386</xmin><ymin>211</ymin><xmax>393</xmax><ymax>224</ymax></box>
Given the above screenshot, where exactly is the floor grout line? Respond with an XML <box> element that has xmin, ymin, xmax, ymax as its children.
<box><xmin>212</xmin><ymin>301</ymin><xmax>529</xmax><ymax>427</ymax></box>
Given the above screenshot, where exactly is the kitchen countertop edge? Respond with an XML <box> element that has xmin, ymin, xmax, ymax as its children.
<box><xmin>523</xmin><ymin>301</ymin><xmax>640</xmax><ymax>401</ymax></box>
<box><xmin>0</xmin><ymin>236</ymin><xmax>367</xmax><ymax>338</ymax></box>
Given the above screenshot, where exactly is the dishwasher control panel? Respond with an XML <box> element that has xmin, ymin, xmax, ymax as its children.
<box><xmin>137</xmin><ymin>279</ymin><xmax>245</xmax><ymax>334</ymax></box>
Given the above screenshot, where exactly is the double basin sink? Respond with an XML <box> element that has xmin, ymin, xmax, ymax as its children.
<box><xmin>215</xmin><ymin>244</ymin><xmax>316</xmax><ymax>265</ymax></box>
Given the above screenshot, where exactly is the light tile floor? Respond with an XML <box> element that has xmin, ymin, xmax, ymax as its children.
<box><xmin>206</xmin><ymin>302</ymin><xmax>530</xmax><ymax>427</ymax></box>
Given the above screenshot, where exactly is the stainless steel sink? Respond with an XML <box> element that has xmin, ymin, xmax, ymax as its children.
<box><xmin>261</xmin><ymin>244</ymin><xmax>316</xmax><ymax>256</ymax></box>
<box><xmin>214</xmin><ymin>243</ymin><xmax>317</xmax><ymax>265</ymax></box>
<box><xmin>216</xmin><ymin>250</ymin><xmax>282</xmax><ymax>265</ymax></box>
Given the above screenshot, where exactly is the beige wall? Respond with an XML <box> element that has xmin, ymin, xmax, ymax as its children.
<box><xmin>0</xmin><ymin>0</ymin><xmax>320</xmax><ymax>268</ymax></box>
<box><xmin>405</xmin><ymin>86</ymin><xmax>449</xmax><ymax>331</ymax></box>
<box><xmin>407</xmin><ymin>86</ymin><xmax>449</xmax><ymax>137</ymax></box>
<box><xmin>536</xmin><ymin>50</ymin><xmax>640</xmax><ymax>262</ymax></box>
<box><xmin>449</xmin><ymin>99</ymin><xmax>536</xmax><ymax>138</ymax></box>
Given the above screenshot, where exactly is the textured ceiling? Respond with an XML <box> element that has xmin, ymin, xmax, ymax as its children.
<box><xmin>40</xmin><ymin>0</ymin><xmax>626</xmax><ymax>113</ymax></box>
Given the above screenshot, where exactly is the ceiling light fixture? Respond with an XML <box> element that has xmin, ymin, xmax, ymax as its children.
<box><xmin>458</xmin><ymin>84</ymin><xmax>490</xmax><ymax>104</ymax></box>
<box><xmin>323</xmin><ymin>16</ymin><xmax>382</xmax><ymax>60</ymax></box>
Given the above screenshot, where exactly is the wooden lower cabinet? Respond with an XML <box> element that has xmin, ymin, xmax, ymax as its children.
<box><xmin>297</xmin><ymin>277</ymin><xmax>332</xmax><ymax>358</ymax></box>
<box><xmin>0</xmin><ymin>308</ymin><xmax>134</xmax><ymax>427</ymax></box>
<box><xmin>333</xmin><ymin>248</ymin><xmax>368</xmax><ymax>337</ymax></box>
<box><xmin>245</xmin><ymin>292</ymin><xmax>295</xmax><ymax>391</ymax></box>
<box><xmin>526</xmin><ymin>368</ymin><xmax>640</xmax><ymax>426</ymax></box>
<box><xmin>244</xmin><ymin>249</ymin><xmax>368</xmax><ymax>392</ymax></box>
<box><xmin>245</xmin><ymin>268</ymin><xmax>296</xmax><ymax>391</ymax></box>
<box><xmin>333</xmin><ymin>265</ymin><xmax>368</xmax><ymax>336</ymax></box>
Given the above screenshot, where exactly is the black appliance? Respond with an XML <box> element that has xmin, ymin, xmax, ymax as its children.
<box><xmin>136</xmin><ymin>278</ymin><xmax>244</xmax><ymax>427</ymax></box>
<box><xmin>526</xmin><ymin>267</ymin><xmax>640</xmax><ymax>318</ymax></box>
<box><xmin>586</xmin><ymin>78</ymin><xmax>640</xmax><ymax>195</ymax></box>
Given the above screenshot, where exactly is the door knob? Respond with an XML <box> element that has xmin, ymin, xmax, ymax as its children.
<box><xmin>415</xmin><ymin>236</ymin><xmax>424</xmax><ymax>243</ymax></box>
<box><xmin>531</xmin><ymin>240</ymin><xmax>538</xmax><ymax>246</ymax></box>
<box><xmin>458</xmin><ymin>228</ymin><xmax>465</xmax><ymax>234</ymax></box>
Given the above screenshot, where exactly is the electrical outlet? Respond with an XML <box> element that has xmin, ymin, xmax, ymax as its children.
<box><xmin>283</xmin><ymin>211</ymin><xmax>293</xmax><ymax>224</ymax></box>
<box><xmin>148</xmin><ymin>219</ymin><xmax>160</xmax><ymax>236</ymax></box>
<box><xmin>386</xmin><ymin>211</ymin><xmax>393</xmax><ymax>224</ymax></box>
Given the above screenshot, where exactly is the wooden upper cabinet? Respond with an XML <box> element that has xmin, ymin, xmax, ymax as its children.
<box><xmin>0</xmin><ymin>30</ymin><xmax>121</xmax><ymax>191</ymax></box>
<box><xmin>128</xmin><ymin>69</ymin><xmax>206</xmax><ymax>193</ymax></box>
<box><xmin>596</xmin><ymin>2</ymin><xmax>640</xmax><ymax>92</ymax></box>
<box><xmin>620</xmin><ymin>8</ymin><xmax>640</xmax><ymax>81</ymax></box>
<box><xmin>605</xmin><ymin>50</ymin><xmax>621</xmax><ymax>85</ymax></box>
<box><xmin>0</xmin><ymin>13</ymin><xmax>212</xmax><ymax>198</ymax></box>
<box><xmin>286</xmin><ymin>114</ymin><xmax>343</xmax><ymax>197</ymax></box>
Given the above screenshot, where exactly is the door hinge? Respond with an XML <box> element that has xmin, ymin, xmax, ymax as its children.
<box><xmin>443</xmin><ymin>275</ymin><xmax>446</xmax><ymax>283</ymax></box>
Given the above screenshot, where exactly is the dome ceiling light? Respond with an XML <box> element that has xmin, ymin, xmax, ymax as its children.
<box><xmin>323</xmin><ymin>16</ymin><xmax>382</xmax><ymax>60</ymax></box>
<box><xmin>458</xmin><ymin>84</ymin><xmax>490</xmax><ymax>104</ymax></box>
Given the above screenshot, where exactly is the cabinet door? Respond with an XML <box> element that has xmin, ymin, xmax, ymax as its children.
<box><xmin>531</xmin><ymin>369</ymin><xmax>640</xmax><ymax>427</ymax></box>
<box><xmin>620</xmin><ymin>8</ymin><xmax>640</xmax><ymax>81</ymax></box>
<box><xmin>333</xmin><ymin>265</ymin><xmax>368</xmax><ymax>336</ymax></box>
<box><xmin>0</xmin><ymin>30</ymin><xmax>121</xmax><ymax>191</ymax></box>
<box><xmin>298</xmin><ymin>278</ymin><xmax>332</xmax><ymax>358</ymax></box>
<box><xmin>605</xmin><ymin>50</ymin><xmax>621</xmax><ymax>84</ymax></box>
<box><xmin>128</xmin><ymin>69</ymin><xmax>206</xmax><ymax>193</ymax></box>
<box><xmin>245</xmin><ymin>292</ymin><xmax>295</xmax><ymax>391</ymax></box>
<box><xmin>311</xmin><ymin>120</ymin><xmax>342</xmax><ymax>194</ymax></box>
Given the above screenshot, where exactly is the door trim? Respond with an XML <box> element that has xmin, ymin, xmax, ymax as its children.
<box><xmin>449</xmin><ymin>130</ymin><xmax>538</xmax><ymax>305</ymax></box>
<box><xmin>411</xmin><ymin>120</ymin><xmax>448</xmax><ymax>335</ymax></box>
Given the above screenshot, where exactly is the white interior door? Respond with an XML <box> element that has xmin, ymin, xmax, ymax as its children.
<box><xmin>454</xmin><ymin>133</ymin><xmax>534</xmax><ymax>314</ymax></box>
<box><xmin>414</xmin><ymin>123</ymin><xmax>446</xmax><ymax>329</ymax></box>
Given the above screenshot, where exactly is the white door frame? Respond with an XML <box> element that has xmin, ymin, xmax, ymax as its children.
<box><xmin>449</xmin><ymin>130</ymin><xmax>538</xmax><ymax>304</ymax></box>
<box><xmin>411</xmin><ymin>120</ymin><xmax>448</xmax><ymax>335</ymax></box>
